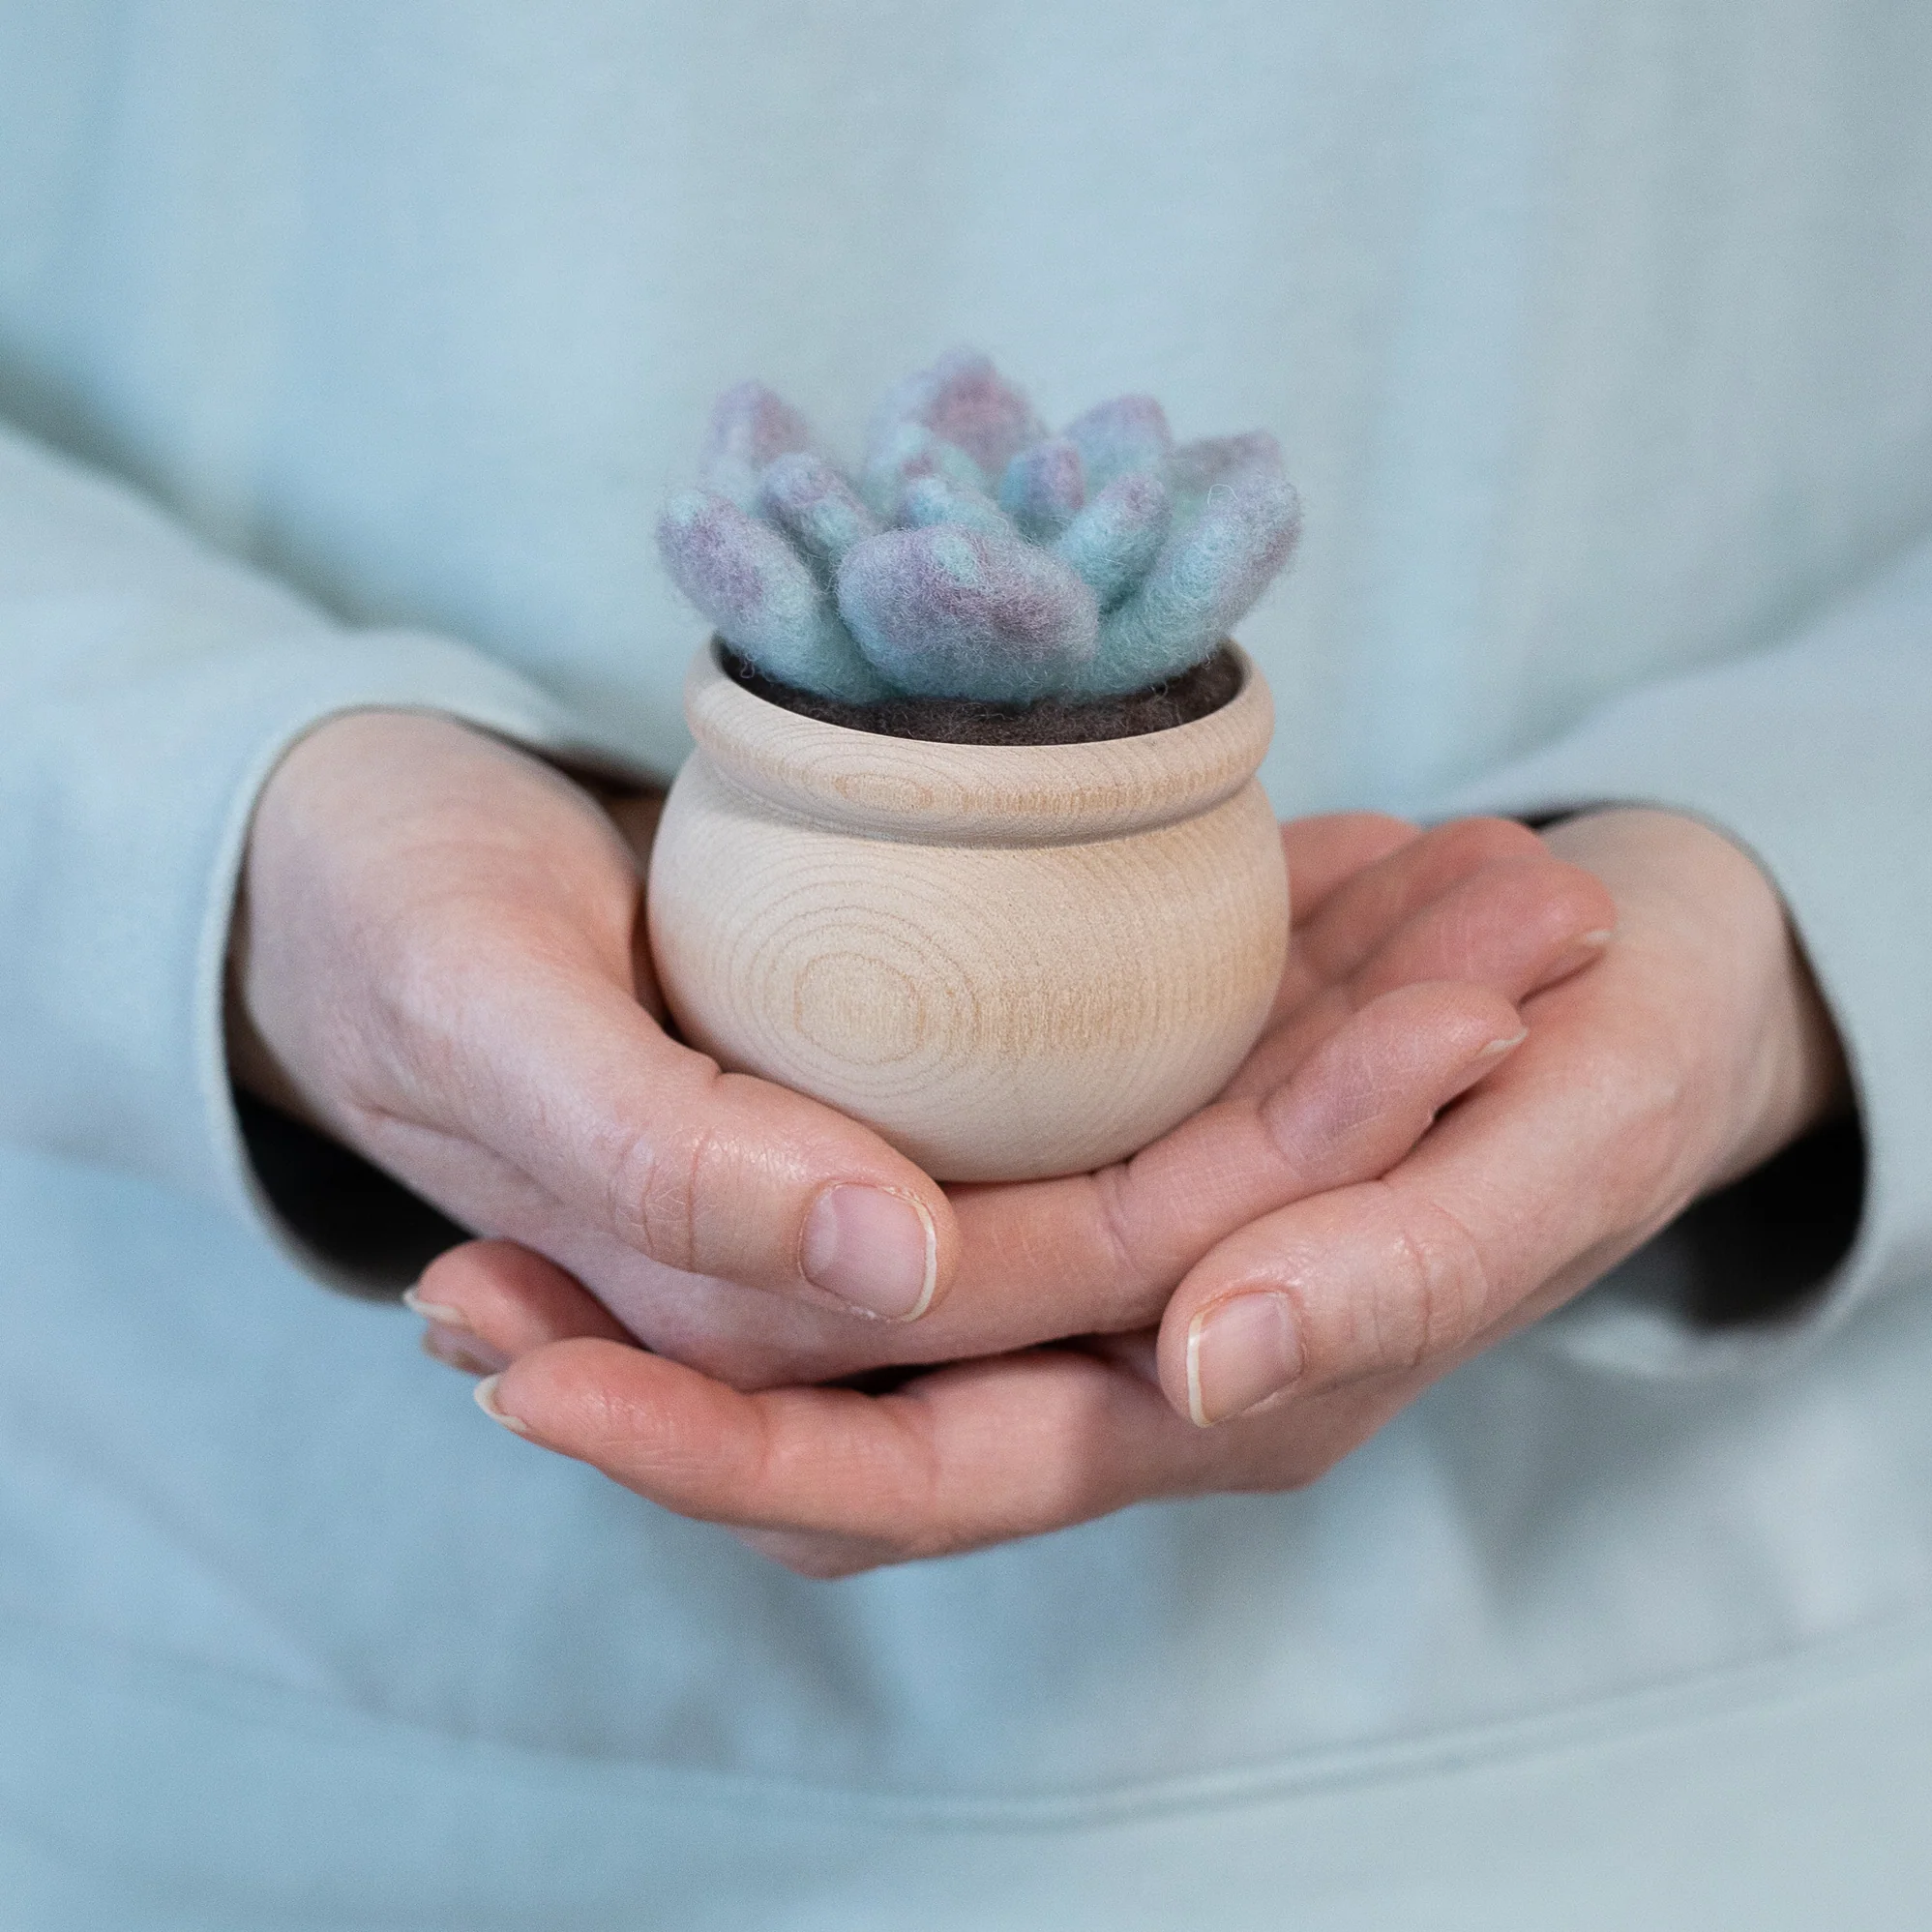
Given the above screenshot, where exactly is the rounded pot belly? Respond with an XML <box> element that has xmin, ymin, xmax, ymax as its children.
<box><xmin>648</xmin><ymin>758</ymin><xmax>1288</xmax><ymax>1181</ymax></box>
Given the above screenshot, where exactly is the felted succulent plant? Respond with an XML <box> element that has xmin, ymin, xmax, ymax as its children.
<box><xmin>657</xmin><ymin>350</ymin><xmax>1301</xmax><ymax>708</ymax></box>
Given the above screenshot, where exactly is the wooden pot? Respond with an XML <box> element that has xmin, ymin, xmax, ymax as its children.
<box><xmin>646</xmin><ymin>640</ymin><xmax>1289</xmax><ymax>1182</ymax></box>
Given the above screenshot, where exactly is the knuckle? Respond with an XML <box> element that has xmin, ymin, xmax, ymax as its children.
<box><xmin>1365</xmin><ymin>1183</ymin><xmax>1496</xmax><ymax>1373</ymax></box>
<box><xmin>1566</xmin><ymin>1033</ymin><xmax>1699</xmax><ymax>1225</ymax></box>
<box><xmin>1086</xmin><ymin>1164</ymin><xmax>1154</xmax><ymax>1323</ymax></box>
<box><xmin>1260</xmin><ymin>1025</ymin><xmax>1383</xmax><ymax>1159</ymax></box>
<box><xmin>367</xmin><ymin>898</ymin><xmax>509</xmax><ymax>1081</ymax></box>
<box><xmin>1574</xmin><ymin>1015</ymin><xmax>1683</xmax><ymax>1115</ymax></box>
<box><xmin>609</xmin><ymin>1121</ymin><xmax>721</xmax><ymax>1273</ymax></box>
<box><xmin>363</xmin><ymin>936</ymin><xmax>476</xmax><ymax>1105</ymax></box>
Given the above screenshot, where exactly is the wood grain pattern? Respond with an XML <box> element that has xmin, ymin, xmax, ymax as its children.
<box><xmin>647</xmin><ymin>640</ymin><xmax>1290</xmax><ymax>1181</ymax></box>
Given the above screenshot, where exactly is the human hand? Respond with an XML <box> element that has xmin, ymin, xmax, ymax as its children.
<box><xmin>409</xmin><ymin>805</ymin><xmax>1616</xmax><ymax>1385</ymax></box>
<box><xmin>419</xmin><ymin>808</ymin><xmax>1846</xmax><ymax>1576</ymax></box>
<box><xmin>227</xmin><ymin>711</ymin><xmax>968</xmax><ymax>1341</ymax></box>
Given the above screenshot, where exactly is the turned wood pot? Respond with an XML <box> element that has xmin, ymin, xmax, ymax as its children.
<box><xmin>646</xmin><ymin>639</ymin><xmax>1290</xmax><ymax>1182</ymax></box>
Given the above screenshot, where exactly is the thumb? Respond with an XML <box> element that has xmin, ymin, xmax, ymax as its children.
<box><xmin>1154</xmin><ymin>1024</ymin><xmax>1543</xmax><ymax>1426</ymax></box>
<box><xmin>409</xmin><ymin>953</ymin><xmax>957</xmax><ymax>1322</ymax></box>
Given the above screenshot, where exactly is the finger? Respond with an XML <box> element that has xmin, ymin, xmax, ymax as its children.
<box><xmin>376</xmin><ymin>949</ymin><xmax>960</xmax><ymax>1323</ymax></box>
<box><xmin>478</xmin><ymin>1337</ymin><xmax>1206</xmax><ymax>1570</ymax></box>
<box><xmin>1290</xmin><ymin>816</ymin><xmax>1557</xmax><ymax>993</ymax></box>
<box><xmin>903</xmin><ymin>979</ymin><xmax>1526</xmax><ymax>1354</ymax></box>
<box><xmin>418</xmin><ymin>1323</ymin><xmax>511</xmax><ymax>1378</ymax></box>
<box><xmin>1222</xmin><ymin>852</ymin><xmax>1613</xmax><ymax>1105</ymax></box>
<box><xmin>408</xmin><ymin>1239</ymin><xmax>632</xmax><ymax>1367</ymax></box>
<box><xmin>1157</xmin><ymin>979</ymin><xmax>1669</xmax><ymax>1426</ymax></box>
<box><xmin>1278</xmin><ymin>813</ymin><xmax>1420</xmax><ymax>920</ymax></box>
<box><xmin>1352</xmin><ymin>855</ymin><xmax>1615</xmax><ymax>1002</ymax></box>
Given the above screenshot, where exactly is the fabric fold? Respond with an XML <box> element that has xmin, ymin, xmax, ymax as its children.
<box><xmin>0</xmin><ymin>423</ymin><xmax>633</xmax><ymax>1291</ymax></box>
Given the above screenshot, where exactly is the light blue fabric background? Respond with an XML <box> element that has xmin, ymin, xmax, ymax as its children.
<box><xmin>3</xmin><ymin>3</ymin><xmax>1932</xmax><ymax>1924</ymax></box>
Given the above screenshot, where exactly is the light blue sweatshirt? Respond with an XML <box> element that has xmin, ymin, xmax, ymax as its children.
<box><xmin>3</xmin><ymin>4</ymin><xmax>1932</xmax><ymax>1925</ymax></box>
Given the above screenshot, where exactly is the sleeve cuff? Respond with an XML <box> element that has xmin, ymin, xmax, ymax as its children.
<box><xmin>199</xmin><ymin>635</ymin><xmax>668</xmax><ymax>1295</ymax></box>
<box><xmin>0</xmin><ymin>424</ymin><xmax>667</xmax><ymax>1295</ymax></box>
<box><xmin>5</xmin><ymin>621</ymin><xmax>652</xmax><ymax>1294</ymax></box>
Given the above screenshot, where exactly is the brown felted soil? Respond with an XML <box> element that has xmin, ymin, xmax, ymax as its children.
<box><xmin>722</xmin><ymin>644</ymin><xmax>1242</xmax><ymax>745</ymax></box>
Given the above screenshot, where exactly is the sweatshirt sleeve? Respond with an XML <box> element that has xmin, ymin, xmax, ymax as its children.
<box><xmin>1439</xmin><ymin>534</ymin><xmax>1932</xmax><ymax>1378</ymax></box>
<box><xmin>0</xmin><ymin>422</ymin><xmax>643</xmax><ymax>1284</ymax></box>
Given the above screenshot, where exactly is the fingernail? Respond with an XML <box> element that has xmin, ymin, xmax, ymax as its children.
<box><xmin>421</xmin><ymin>1324</ymin><xmax>510</xmax><ymax>1377</ymax></box>
<box><xmin>801</xmin><ymin>1186</ymin><xmax>938</xmax><ymax>1321</ymax></box>
<box><xmin>473</xmin><ymin>1374</ymin><xmax>529</xmax><ymax>1435</ymax></box>
<box><xmin>402</xmin><ymin>1285</ymin><xmax>468</xmax><ymax>1329</ymax></box>
<box><xmin>1186</xmin><ymin>1292</ymin><xmax>1301</xmax><ymax>1428</ymax></box>
<box><xmin>1437</xmin><ymin>1026</ymin><xmax>1528</xmax><ymax>1110</ymax></box>
<box><xmin>1548</xmin><ymin>928</ymin><xmax>1614</xmax><ymax>980</ymax></box>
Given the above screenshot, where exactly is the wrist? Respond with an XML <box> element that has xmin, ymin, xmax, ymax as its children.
<box><xmin>1541</xmin><ymin>807</ymin><xmax>1850</xmax><ymax>1190</ymax></box>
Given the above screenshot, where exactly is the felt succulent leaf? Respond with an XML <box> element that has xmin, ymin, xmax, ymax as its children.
<box><xmin>869</xmin><ymin>349</ymin><xmax>1047</xmax><ymax>482</ymax></box>
<box><xmin>860</xmin><ymin>422</ymin><xmax>987</xmax><ymax>520</ymax></box>
<box><xmin>699</xmin><ymin>381</ymin><xmax>817</xmax><ymax>512</ymax></box>
<box><xmin>757</xmin><ymin>453</ymin><xmax>881</xmax><ymax>578</ymax></box>
<box><xmin>1167</xmin><ymin>431</ymin><xmax>1284</xmax><ymax>517</ymax></box>
<box><xmin>900</xmin><ymin>474</ymin><xmax>1019</xmax><ymax>539</ymax></box>
<box><xmin>1063</xmin><ymin>395</ymin><xmax>1172</xmax><ymax>492</ymax></box>
<box><xmin>1055</xmin><ymin>470</ymin><xmax>1171</xmax><ymax>610</ymax></box>
<box><xmin>836</xmin><ymin>524</ymin><xmax>1099</xmax><ymax>703</ymax></box>
<box><xmin>998</xmin><ymin>438</ymin><xmax>1085</xmax><ymax>542</ymax></box>
<box><xmin>1075</xmin><ymin>437</ymin><xmax>1301</xmax><ymax>696</ymax></box>
<box><xmin>657</xmin><ymin>490</ymin><xmax>891</xmax><ymax>702</ymax></box>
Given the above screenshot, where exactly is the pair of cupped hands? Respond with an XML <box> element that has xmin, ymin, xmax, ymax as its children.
<box><xmin>228</xmin><ymin>711</ymin><xmax>1846</xmax><ymax>1578</ymax></box>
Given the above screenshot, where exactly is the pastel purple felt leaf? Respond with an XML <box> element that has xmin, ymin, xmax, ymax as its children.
<box><xmin>869</xmin><ymin>349</ymin><xmax>1047</xmax><ymax>482</ymax></box>
<box><xmin>1063</xmin><ymin>395</ymin><xmax>1172</xmax><ymax>491</ymax></box>
<box><xmin>700</xmin><ymin>381</ymin><xmax>817</xmax><ymax>511</ymax></box>
<box><xmin>860</xmin><ymin>422</ymin><xmax>987</xmax><ymax>520</ymax></box>
<box><xmin>998</xmin><ymin>438</ymin><xmax>1085</xmax><ymax>542</ymax></box>
<box><xmin>657</xmin><ymin>489</ymin><xmax>890</xmax><ymax>701</ymax></box>
<box><xmin>1167</xmin><ymin>431</ymin><xmax>1283</xmax><ymax>515</ymax></box>
<box><xmin>836</xmin><ymin>524</ymin><xmax>1099</xmax><ymax>703</ymax></box>
<box><xmin>757</xmin><ymin>453</ymin><xmax>880</xmax><ymax>576</ymax></box>
<box><xmin>1077</xmin><ymin>436</ymin><xmax>1301</xmax><ymax>695</ymax></box>
<box><xmin>664</xmin><ymin>356</ymin><xmax>1302</xmax><ymax>710</ymax></box>
<box><xmin>1055</xmin><ymin>470</ymin><xmax>1171</xmax><ymax>609</ymax></box>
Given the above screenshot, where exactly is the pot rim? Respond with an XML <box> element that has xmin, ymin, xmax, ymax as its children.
<box><xmin>682</xmin><ymin>637</ymin><xmax>1274</xmax><ymax>847</ymax></box>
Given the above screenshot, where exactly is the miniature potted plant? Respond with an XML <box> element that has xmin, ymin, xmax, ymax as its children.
<box><xmin>648</xmin><ymin>350</ymin><xmax>1300</xmax><ymax>1182</ymax></box>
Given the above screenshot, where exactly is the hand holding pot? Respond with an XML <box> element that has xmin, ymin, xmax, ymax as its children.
<box><xmin>410</xmin><ymin>807</ymin><xmax>1613</xmax><ymax>1385</ymax></box>
<box><xmin>228</xmin><ymin>710</ymin><xmax>966</xmax><ymax>1332</ymax></box>
<box><xmin>428</xmin><ymin>808</ymin><xmax>1848</xmax><ymax>1577</ymax></box>
<box><xmin>235</xmin><ymin>711</ymin><xmax>1596</xmax><ymax>1392</ymax></box>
